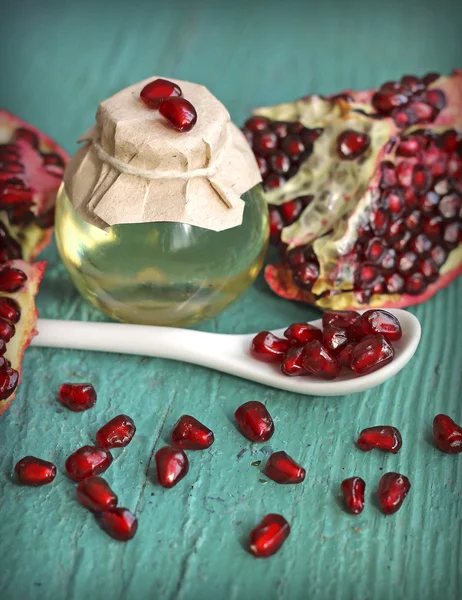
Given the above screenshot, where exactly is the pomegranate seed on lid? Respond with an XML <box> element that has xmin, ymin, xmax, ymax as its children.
<box><xmin>264</xmin><ymin>451</ymin><xmax>305</xmax><ymax>484</ymax></box>
<box><xmin>140</xmin><ymin>78</ymin><xmax>182</xmax><ymax>109</ymax></box>
<box><xmin>341</xmin><ymin>477</ymin><xmax>365</xmax><ymax>514</ymax></box>
<box><xmin>155</xmin><ymin>445</ymin><xmax>189</xmax><ymax>488</ymax></box>
<box><xmin>77</xmin><ymin>476</ymin><xmax>118</xmax><ymax>512</ymax></box>
<box><xmin>235</xmin><ymin>401</ymin><xmax>274</xmax><ymax>443</ymax></box>
<box><xmin>357</xmin><ymin>426</ymin><xmax>402</xmax><ymax>453</ymax></box>
<box><xmin>96</xmin><ymin>414</ymin><xmax>136</xmax><ymax>449</ymax></box>
<box><xmin>96</xmin><ymin>507</ymin><xmax>138</xmax><ymax>542</ymax></box>
<box><xmin>159</xmin><ymin>97</ymin><xmax>197</xmax><ymax>132</ymax></box>
<box><xmin>433</xmin><ymin>414</ymin><xmax>462</xmax><ymax>454</ymax></box>
<box><xmin>170</xmin><ymin>414</ymin><xmax>214</xmax><ymax>450</ymax></box>
<box><xmin>248</xmin><ymin>514</ymin><xmax>290</xmax><ymax>558</ymax></box>
<box><xmin>378</xmin><ymin>472</ymin><xmax>411</xmax><ymax>515</ymax></box>
<box><xmin>15</xmin><ymin>456</ymin><xmax>57</xmax><ymax>486</ymax></box>
<box><xmin>58</xmin><ymin>383</ymin><xmax>97</xmax><ymax>412</ymax></box>
<box><xmin>253</xmin><ymin>132</ymin><xmax>278</xmax><ymax>156</ymax></box>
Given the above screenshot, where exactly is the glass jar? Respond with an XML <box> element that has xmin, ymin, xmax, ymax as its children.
<box><xmin>55</xmin><ymin>184</ymin><xmax>268</xmax><ymax>326</ymax></box>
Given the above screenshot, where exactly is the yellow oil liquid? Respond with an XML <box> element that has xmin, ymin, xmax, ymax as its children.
<box><xmin>55</xmin><ymin>185</ymin><xmax>269</xmax><ymax>326</ymax></box>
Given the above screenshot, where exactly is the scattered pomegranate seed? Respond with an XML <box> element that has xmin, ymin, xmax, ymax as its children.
<box><xmin>159</xmin><ymin>97</ymin><xmax>197</xmax><ymax>132</ymax></box>
<box><xmin>283</xmin><ymin>322</ymin><xmax>322</xmax><ymax>345</ymax></box>
<box><xmin>322</xmin><ymin>310</ymin><xmax>359</xmax><ymax>329</ymax></box>
<box><xmin>432</xmin><ymin>414</ymin><xmax>462</xmax><ymax>454</ymax></box>
<box><xmin>140</xmin><ymin>78</ymin><xmax>182</xmax><ymax>109</ymax></box>
<box><xmin>96</xmin><ymin>414</ymin><xmax>136</xmax><ymax>449</ymax></box>
<box><xmin>155</xmin><ymin>446</ymin><xmax>189</xmax><ymax>488</ymax></box>
<box><xmin>248</xmin><ymin>514</ymin><xmax>290</xmax><ymax>558</ymax></box>
<box><xmin>378</xmin><ymin>472</ymin><xmax>411</xmax><ymax>515</ymax></box>
<box><xmin>96</xmin><ymin>508</ymin><xmax>138</xmax><ymax>542</ymax></box>
<box><xmin>0</xmin><ymin>266</ymin><xmax>27</xmax><ymax>292</ymax></box>
<box><xmin>357</xmin><ymin>426</ymin><xmax>402</xmax><ymax>453</ymax></box>
<box><xmin>301</xmin><ymin>340</ymin><xmax>341</xmax><ymax>380</ymax></box>
<box><xmin>341</xmin><ymin>477</ymin><xmax>365</xmax><ymax>514</ymax></box>
<box><xmin>58</xmin><ymin>383</ymin><xmax>97</xmax><ymax>412</ymax></box>
<box><xmin>65</xmin><ymin>445</ymin><xmax>113</xmax><ymax>482</ymax></box>
<box><xmin>348</xmin><ymin>309</ymin><xmax>402</xmax><ymax>342</ymax></box>
<box><xmin>337</xmin><ymin>130</ymin><xmax>370</xmax><ymax>159</ymax></box>
<box><xmin>235</xmin><ymin>401</ymin><xmax>274</xmax><ymax>443</ymax></box>
<box><xmin>171</xmin><ymin>414</ymin><xmax>214</xmax><ymax>450</ymax></box>
<box><xmin>250</xmin><ymin>331</ymin><xmax>290</xmax><ymax>363</ymax></box>
<box><xmin>280</xmin><ymin>346</ymin><xmax>306</xmax><ymax>377</ymax></box>
<box><xmin>76</xmin><ymin>476</ymin><xmax>118</xmax><ymax>512</ymax></box>
<box><xmin>15</xmin><ymin>456</ymin><xmax>57</xmax><ymax>486</ymax></box>
<box><xmin>264</xmin><ymin>451</ymin><xmax>305</xmax><ymax>484</ymax></box>
<box><xmin>350</xmin><ymin>335</ymin><xmax>394</xmax><ymax>376</ymax></box>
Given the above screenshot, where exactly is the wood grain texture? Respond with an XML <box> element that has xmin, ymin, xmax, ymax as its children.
<box><xmin>0</xmin><ymin>1</ymin><xmax>461</xmax><ymax>599</ymax></box>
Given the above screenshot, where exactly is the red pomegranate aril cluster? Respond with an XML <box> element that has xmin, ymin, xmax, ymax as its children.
<box><xmin>251</xmin><ymin>309</ymin><xmax>402</xmax><ymax>379</ymax></box>
<box><xmin>15</xmin><ymin>456</ymin><xmax>57</xmax><ymax>486</ymax></box>
<box><xmin>433</xmin><ymin>414</ymin><xmax>462</xmax><ymax>454</ymax></box>
<box><xmin>235</xmin><ymin>401</ymin><xmax>274</xmax><ymax>442</ymax></box>
<box><xmin>264</xmin><ymin>451</ymin><xmax>305</xmax><ymax>484</ymax></box>
<box><xmin>96</xmin><ymin>414</ymin><xmax>136</xmax><ymax>449</ymax></box>
<box><xmin>248</xmin><ymin>514</ymin><xmax>290</xmax><ymax>558</ymax></box>
<box><xmin>58</xmin><ymin>383</ymin><xmax>97</xmax><ymax>412</ymax></box>
<box><xmin>65</xmin><ymin>445</ymin><xmax>113</xmax><ymax>482</ymax></box>
<box><xmin>341</xmin><ymin>477</ymin><xmax>365</xmax><ymax>515</ymax></box>
<box><xmin>357</xmin><ymin>426</ymin><xmax>402</xmax><ymax>453</ymax></box>
<box><xmin>139</xmin><ymin>78</ymin><xmax>197</xmax><ymax>132</ymax></box>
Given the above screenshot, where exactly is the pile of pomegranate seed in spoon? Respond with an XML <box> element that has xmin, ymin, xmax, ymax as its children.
<box><xmin>251</xmin><ymin>309</ymin><xmax>402</xmax><ymax>379</ymax></box>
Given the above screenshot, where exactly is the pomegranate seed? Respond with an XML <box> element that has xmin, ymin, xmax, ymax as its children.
<box><xmin>405</xmin><ymin>272</ymin><xmax>426</xmax><ymax>295</ymax></box>
<box><xmin>268</xmin><ymin>207</ymin><xmax>284</xmax><ymax>242</ymax></box>
<box><xmin>248</xmin><ymin>514</ymin><xmax>290</xmax><ymax>558</ymax></box>
<box><xmin>272</xmin><ymin>121</ymin><xmax>289</xmax><ymax>138</ymax></box>
<box><xmin>159</xmin><ymin>97</ymin><xmax>197</xmax><ymax>132</ymax></box>
<box><xmin>235</xmin><ymin>401</ymin><xmax>274</xmax><ymax>443</ymax></box>
<box><xmin>370</xmin><ymin>209</ymin><xmax>389</xmax><ymax>235</ymax></box>
<box><xmin>255</xmin><ymin>155</ymin><xmax>268</xmax><ymax>177</ymax></box>
<box><xmin>412</xmin><ymin>165</ymin><xmax>432</xmax><ymax>193</ymax></box>
<box><xmin>380</xmin><ymin>161</ymin><xmax>397</xmax><ymax>187</ymax></box>
<box><xmin>378</xmin><ymin>472</ymin><xmax>411</xmax><ymax>515</ymax></box>
<box><xmin>264</xmin><ymin>451</ymin><xmax>305</xmax><ymax>484</ymax></box>
<box><xmin>76</xmin><ymin>476</ymin><xmax>118</xmax><ymax>512</ymax></box>
<box><xmin>322</xmin><ymin>310</ymin><xmax>359</xmax><ymax>329</ymax></box>
<box><xmin>244</xmin><ymin>116</ymin><xmax>270</xmax><ymax>132</ymax></box>
<box><xmin>396</xmin><ymin>163</ymin><xmax>413</xmax><ymax>187</ymax></box>
<box><xmin>430</xmin><ymin>245</ymin><xmax>448</xmax><ymax>267</ymax></box>
<box><xmin>422</xmin><ymin>72</ymin><xmax>440</xmax><ymax>86</ymax></box>
<box><xmin>65</xmin><ymin>446</ymin><xmax>113</xmax><ymax>482</ymax></box>
<box><xmin>0</xmin><ymin>297</ymin><xmax>21</xmax><ymax>323</ymax></box>
<box><xmin>301</xmin><ymin>340</ymin><xmax>341</xmax><ymax>380</ymax></box>
<box><xmin>413</xmin><ymin>102</ymin><xmax>436</xmax><ymax>122</ymax></box>
<box><xmin>96</xmin><ymin>414</ymin><xmax>136</xmax><ymax>449</ymax></box>
<box><xmin>422</xmin><ymin>215</ymin><xmax>443</xmax><ymax>239</ymax></box>
<box><xmin>250</xmin><ymin>331</ymin><xmax>290</xmax><ymax>363</ymax></box>
<box><xmin>58</xmin><ymin>383</ymin><xmax>97</xmax><ymax>412</ymax></box>
<box><xmin>96</xmin><ymin>508</ymin><xmax>138</xmax><ymax>542</ymax></box>
<box><xmin>348</xmin><ymin>309</ymin><xmax>402</xmax><ymax>342</ymax></box>
<box><xmin>418</xmin><ymin>258</ymin><xmax>439</xmax><ymax>282</ymax></box>
<box><xmin>355</xmin><ymin>264</ymin><xmax>380</xmax><ymax>288</ymax></box>
<box><xmin>292</xmin><ymin>261</ymin><xmax>319</xmax><ymax>290</ymax></box>
<box><xmin>0</xmin><ymin>266</ymin><xmax>27</xmax><ymax>292</ymax></box>
<box><xmin>140</xmin><ymin>78</ymin><xmax>182</xmax><ymax>109</ymax></box>
<box><xmin>432</xmin><ymin>414</ymin><xmax>462</xmax><ymax>454</ymax></box>
<box><xmin>385</xmin><ymin>273</ymin><xmax>405</xmax><ymax>294</ymax></box>
<box><xmin>15</xmin><ymin>456</ymin><xmax>57</xmax><ymax>486</ymax></box>
<box><xmin>280</xmin><ymin>346</ymin><xmax>306</xmax><ymax>377</ymax></box>
<box><xmin>269</xmin><ymin>151</ymin><xmax>290</xmax><ymax>174</ymax></box>
<box><xmin>254</xmin><ymin>132</ymin><xmax>278</xmax><ymax>156</ymax></box>
<box><xmin>0</xmin><ymin>367</ymin><xmax>19</xmax><ymax>400</ymax></box>
<box><xmin>282</xmin><ymin>135</ymin><xmax>305</xmax><ymax>159</ymax></box>
<box><xmin>386</xmin><ymin>220</ymin><xmax>406</xmax><ymax>244</ymax></box>
<box><xmin>280</xmin><ymin>199</ymin><xmax>302</xmax><ymax>224</ymax></box>
<box><xmin>409</xmin><ymin>233</ymin><xmax>432</xmax><ymax>255</ymax></box>
<box><xmin>264</xmin><ymin>173</ymin><xmax>285</xmax><ymax>189</ymax></box>
<box><xmin>341</xmin><ymin>477</ymin><xmax>365</xmax><ymax>515</ymax></box>
<box><xmin>171</xmin><ymin>414</ymin><xmax>214</xmax><ymax>450</ymax></box>
<box><xmin>350</xmin><ymin>335</ymin><xmax>394</xmax><ymax>376</ymax></box>
<box><xmin>381</xmin><ymin>248</ymin><xmax>397</xmax><ymax>272</ymax></box>
<box><xmin>322</xmin><ymin>325</ymin><xmax>349</xmax><ymax>355</ymax></box>
<box><xmin>155</xmin><ymin>445</ymin><xmax>189</xmax><ymax>488</ymax></box>
<box><xmin>283</xmin><ymin>323</ymin><xmax>322</xmax><ymax>345</ymax></box>
<box><xmin>372</xmin><ymin>90</ymin><xmax>408</xmax><ymax>114</ymax></box>
<box><xmin>337</xmin><ymin>130</ymin><xmax>370</xmax><ymax>159</ymax></box>
<box><xmin>439</xmin><ymin>194</ymin><xmax>461</xmax><ymax>219</ymax></box>
<box><xmin>423</xmin><ymin>88</ymin><xmax>446</xmax><ymax>110</ymax></box>
<box><xmin>0</xmin><ymin>317</ymin><xmax>15</xmax><ymax>342</ymax></box>
<box><xmin>0</xmin><ymin>340</ymin><xmax>6</xmax><ymax>355</ymax></box>
<box><xmin>42</xmin><ymin>152</ymin><xmax>65</xmax><ymax>169</ymax></box>
<box><xmin>357</xmin><ymin>426</ymin><xmax>402</xmax><ymax>453</ymax></box>
<box><xmin>397</xmin><ymin>251</ymin><xmax>418</xmax><ymax>275</ymax></box>
<box><xmin>400</xmin><ymin>75</ymin><xmax>424</xmax><ymax>94</ymax></box>
<box><xmin>337</xmin><ymin>343</ymin><xmax>355</xmax><ymax>367</ymax></box>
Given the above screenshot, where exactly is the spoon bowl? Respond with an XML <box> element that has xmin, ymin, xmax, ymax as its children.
<box><xmin>33</xmin><ymin>308</ymin><xmax>421</xmax><ymax>396</ymax></box>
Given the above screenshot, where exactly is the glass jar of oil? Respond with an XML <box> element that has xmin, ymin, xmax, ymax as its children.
<box><xmin>55</xmin><ymin>184</ymin><xmax>268</xmax><ymax>326</ymax></box>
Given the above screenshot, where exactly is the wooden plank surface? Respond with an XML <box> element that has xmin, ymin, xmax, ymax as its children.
<box><xmin>0</xmin><ymin>1</ymin><xmax>461</xmax><ymax>599</ymax></box>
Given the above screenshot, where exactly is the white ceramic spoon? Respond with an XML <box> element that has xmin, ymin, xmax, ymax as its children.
<box><xmin>32</xmin><ymin>308</ymin><xmax>421</xmax><ymax>396</ymax></box>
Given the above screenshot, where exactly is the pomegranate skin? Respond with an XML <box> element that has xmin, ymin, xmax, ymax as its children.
<box><xmin>378</xmin><ymin>472</ymin><xmax>411</xmax><ymax>515</ymax></box>
<box><xmin>155</xmin><ymin>446</ymin><xmax>189</xmax><ymax>488</ymax></box>
<box><xmin>170</xmin><ymin>414</ymin><xmax>214</xmax><ymax>450</ymax></box>
<box><xmin>301</xmin><ymin>340</ymin><xmax>341</xmax><ymax>380</ymax></box>
<box><xmin>264</xmin><ymin>451</ymin><xmax>306</xmax><ymax>484</ymax></box>
<box><xmin>96</xmin><ymin>414</ymin><xmax>136</xmax><ymax>449</ymax></box>
<box><xmin>140</xmin><ymin>78</ymin><xmax>182</xmax><ymax>109</ymax></box>
<box><xmin>58</xmin><ymin>383</ymin><xmax>97</xmax><ymax>412</ymax></box>
<box><xmin>433</xmin><ymin>414</ymin><xmax>462</xmax><ymax>454</ymax></box>
<box><xmin>341</xmin><ymin>477</ymin><xmax>365</xmax><ymax>514</ymax></box>
<box><xmin>357</xmin><ymin>426</ymin><xmax>402</xmax><ymax>453</ymax></box>
<box><xmin>235</xmin><ymin>401</ymin><xmax>274</xmax><ymax>442</ymax></box>
<box><xmin>350</xmin><ymin>335</ymin><xmax>394</xmax><ymax>376</ymax></box>
<box><xmin>65</xmin><ymin>446</ymin><xmax>113</xmax><ymax>482</ymax></box>
<box><xmin>15</xmin><ymin>456</ymin><xmax>57</xmax><ymax>486</ymax></box>
<box><xmin>249</xmin><ymin>514</ymin><xmax>290</xmax><ymax>558</ymax></box>
<box><xmin>76</xmin><ymin>476</ymin><xmax>118</xmax><ymax>512</ymax></box>
<box><xmin>96</xmin><ymin>508</ymin><xmax>138</xmax><ymax>542</ymax></box>
<box><xmin>348</xmin><ymin>310</ymin><xmax>402</xmax><ymax>342</ymax></box>
<box><xmin>251</xmin><ymin>331</ymin><xmax>290</xmax><ymax>362</ymax></box>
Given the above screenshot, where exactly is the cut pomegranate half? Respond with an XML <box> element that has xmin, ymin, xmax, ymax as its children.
<box><xmin>0</xmin><ymin>110</ymin><xmax>68</xmax><ymax>415</ymax></box>
<box><xmin>243</xmin><ymin>71</ymin><xmax>462</xmax><ymax>311</ymax></box>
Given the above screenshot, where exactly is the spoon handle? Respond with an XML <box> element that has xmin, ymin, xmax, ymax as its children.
<box><xmin>33</xmin><ymin>318</ymin><xmax>237</xmax><ymax>368</ymax></box>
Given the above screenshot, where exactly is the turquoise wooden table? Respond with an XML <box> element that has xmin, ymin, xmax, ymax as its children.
<box><xmin>1</xmin><ymin>1</ymin><xmax>461</xmax><ymax>599</ymax></box>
